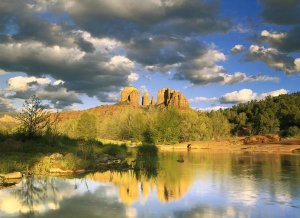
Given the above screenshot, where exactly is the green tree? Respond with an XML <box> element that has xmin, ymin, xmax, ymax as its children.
<box><xmin>208</xmin><ymin>111</ymin><xmax>231</xmax><ymax>139</ymax></box>
<box><xmin>16</xmin><ymin>95</ymin><xmax>50</xmax><ymax>139</ymax></box>
<box><xmin>77</xmin><ymin>113</ymin><xmax>97</xmax><ymax>139</ymax></box>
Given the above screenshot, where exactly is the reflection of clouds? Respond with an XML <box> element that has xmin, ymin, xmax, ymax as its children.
<box><xmin>126</xmin><ymin>207</ymin><xmax>137</xmax><ymax>218</ymax></box>
<box><xmin>0</xmin><ymin>177</ymin><xmax>98</xmax><ymax>216</ymax></box>
<box><xmin>229</xmin><ymin>178</ymin><xmax>257</xmax><ymax>206</ymax></box>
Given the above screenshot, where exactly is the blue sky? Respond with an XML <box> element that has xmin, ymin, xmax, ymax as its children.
<box><xmin>0</xmin><ymin>0</ymin><xmax>299</xmax><ymax>111</ymax></box>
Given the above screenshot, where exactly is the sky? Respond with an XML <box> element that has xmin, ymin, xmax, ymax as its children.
<box><xmin>0</xmin><ymin>0</ymin><xmax>299</xmax><ymax>111</ymax></box>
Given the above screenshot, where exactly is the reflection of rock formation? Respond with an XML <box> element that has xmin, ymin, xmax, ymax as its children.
<box><xmin>86</xmin><ymin>158</ymin><xmax>195</xmax><ymax>204</ymax></box>
<box><xmin>157</xmin><ymin>88</ymin><xmax>189</xmax><ymax>109</ymax></box>
<box><xmin>87</xmin><ymin>172</ymin><xmax>147</xmax><ymax>205</ymax></box>
<box><xmin>120</xmin><ymin>86</ymin><xmax>140</xmax><ymax>107</ymax></box>
<box><xmin>142</xmin><ymin>92</ymin><xmax>150</xmax><ymax>106</ymax></box>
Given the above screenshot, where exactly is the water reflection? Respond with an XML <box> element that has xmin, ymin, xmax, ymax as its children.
<box><xmin>0</xmin><ymin>151</ymin><xmax>300</xmax><ymax>218</ymax></box>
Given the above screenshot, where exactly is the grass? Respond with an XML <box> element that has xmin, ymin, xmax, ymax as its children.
<box><xmin>0</xmin><ymin>133</ymin><xmax>129</xmax><ymax>174</ymax></box>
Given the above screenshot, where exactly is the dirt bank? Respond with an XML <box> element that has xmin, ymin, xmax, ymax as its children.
<box><xmin>157</xmin><ymin>137</ymin><xmax>300</xmax><ymax>154</ymax></box>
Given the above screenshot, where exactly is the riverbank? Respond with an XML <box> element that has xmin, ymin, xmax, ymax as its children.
<box><xmin>158</xmin><ymin>137</ymin><xmax>300</xmax><ymax>154</ymax></box>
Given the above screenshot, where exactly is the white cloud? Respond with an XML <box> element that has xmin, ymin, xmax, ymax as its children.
<box><xmin>195</xmin><ymin>106</ymin><xmax>228</xmax><ymax>111</ymax></box>
<box><xmin>6</xmin><ymin>76</ymin><xmax>51</xmax><ymax>92</ymax></box>
<box><xmin>192</xmin><ymin>88</ymin><xmax>289</xmax><ymax>105</ymax></box>
<box><xmin>247</xmin><ymin>45</ymin><xmax>299</xmax><ymax>74</ymax></box>
<box><xmin>220</xmin><ymin>89</ymin><xmax>257</xmax><ymax>104</ymax></box>
<box><xmin>0</xmin><ymin>69</ymin><xmax>7</xmax><ymax>75</ymax></box>
<box><xmin>261</xmin><ymin>30</ymin><xmax>287</xmax><ymax>41</ymax></box>
<box><xmin>295</xmin><ymin>58</ymin><xmax>300</xmax><ymax>71</ymax></box>
<box><xmin>53</xmin><ymin>80</ymin><xmax>65</xmax><ymax>86</ymax></box>
<box><xmin>230</xmin><ymin>44</ymin><xmax>244</xmax><ymax>54</ymax></box>
<box><xmin>259</xmin><ymin>88</ymin><xmax>288</xmax><ymax>99</ymax></box>
<box><xmin>189</xmin><ymin>96</ymin><xmax>218</xmax><ymax>103</ymax></box>
<box><xmin>127</xmin><ymin>73</ymin><xmax>139</xmax><ymax>84</ymax></box>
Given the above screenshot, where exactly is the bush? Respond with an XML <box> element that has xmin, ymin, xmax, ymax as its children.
<box><xmin>103</xmin><ymin>143</ymin><xmax>127</xmax><ymax>156</ymax></box>
<box><xmin>285</xmin><ymin>126</ymin><xmax>300</xmax><ymax>137</ymax></box>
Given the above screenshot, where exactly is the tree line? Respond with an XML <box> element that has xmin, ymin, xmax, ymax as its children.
<box><xmin>1</xmin><ymin>92</ymin><xmax>299</xmax><ymax>145</ymax></box>
<box><xmin>223</xmin><ymin>92</ymin><xmax>300</xmax><ymax>137</ymax></box>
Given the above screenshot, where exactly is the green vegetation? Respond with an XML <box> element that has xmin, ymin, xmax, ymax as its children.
<box><xmin>0</xmin><ymin>92</ymin><xmax>299</xmax><ymax>174</ymax></box>
<box><xmin>16</xmin><ymin>95</ymin><xmax>52</xmax><ymax>139</ymax></box>
<box><xmin>223</xmin><ymin>92</ymin><xmax>300</xmax><ymax>137</ymax></box>
<box><xmin>0</xmin><ymin>134</ymin><xmax>128</xmax><ymax>174</ymax></box>
<box><xmin>134</xmin><ymin>144</ymin><xmax>159</xmax><ymax>179</ymax></box>
<box><xmin>77</xmin><ymin>112</ymin><xmax>97</xmax><ymax>140</ymax></box>
<box><xmin>55</xmin><ymin>107</ymin><xmax>231</xmax><ymax>145</ymax></box>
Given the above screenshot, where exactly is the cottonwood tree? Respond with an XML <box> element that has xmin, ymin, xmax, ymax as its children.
<box><xmin>16</xmin><ymin>95</ymin><xmax>51</xmax><ymax>139</ymax></box>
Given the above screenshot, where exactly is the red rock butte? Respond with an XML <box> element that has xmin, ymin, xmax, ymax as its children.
<box><xmin>120</xmin><ymin>86</ymin><xmax>189</xmax><ymax>109</ymax></box>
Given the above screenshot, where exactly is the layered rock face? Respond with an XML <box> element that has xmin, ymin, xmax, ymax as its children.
<box><xmin>142</xmin><ymin>92</ymin><xmax>150</xmax><ymax>106</ymax></box>
<box><xmin>120</xmin><ymin>86</ymin><xmax>140</xmax><ymax>107</ymax></box>
<box><xmin>157</xmin><ymin>88</ymin><xmax>189</xmax><ymax>109</ymax></box>
<box><xmin>120</xmin><ymin>86</ymin><xmax>189</xmax><ymax>109</ymax></box>
<box><xmin>151</xmin><ymin>96</ymin><xmax>155</xmax><ymax>105</ymax></box>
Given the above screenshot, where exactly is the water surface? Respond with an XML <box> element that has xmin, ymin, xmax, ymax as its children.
<box><xmin>1</xmin><ymin>151</ymin><xmax>300</xmax><ymax>218</ymax></box>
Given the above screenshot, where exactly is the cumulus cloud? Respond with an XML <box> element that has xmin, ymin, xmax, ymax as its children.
<box><xmin>191</xmin><ymin>88</ymin><xmax>288</xmax><ymax>105</ymax></box>
<box><xmin>259</xmin><ymin>0</ymin><xmax>300</xmax><ymax>25</ymax></box>
<box><xmin>6</xmin><ymin>76</ymin><xmax>51</xmax><ymax>92</ymax></box>
<box><xmin>4</xmin><ymin>76</ymin><xmax>82</xmax><ymax>109</ymax></box>
<box><xmin>190</xmin><ymin>96</ymin><xmax>218</xmax><ymax>103</ymax></box>
<box><xmin>220</xmin><ymin>89</ymin><xmax>258</xmax><ymax>104</ymax></box>
<box><xmin>258</xmin><ymin>1</ymin><xmax>300</xmax><ymax>53</ymax></box>
<box><xmin>127</xmin><ymin>73</ymin><xmax>139</xmax><ymax>84</ymax></box>
<box><xmin>247</xmin><ymin>45</ymin><xmax>300</xmax><ymax>74</ymax></box>
<box><xmin>0</xmin><ymin>0</ymin><xmax>287</xmax><ymax>110</ymax></box>
<box><xmin>231</xmin><ymin>44</ymin><xmax>245</xmax><ymax>54</ymax></box>
<box><xmin>173</xmin><ymin>47</ymin><xmax>278</xmax><ymax>85</ymax></box>
<box><xmin>37</xmin><ymin>0</ymin><xmax>230</xmax><ymax>40</ymax></box>
<box><xmin>0</xmin><ymin>40</ymin><xmax>136</xmax><ymax>102</ymax></box>
<box><xmin>0</xmin><ymin>89</ymin><xmax>15</xmax><ymax>112</ymax></box>
<box><xmin>260</xmin><ymin>29</ymin><xmax>300</xmax><ymax>53</ymax></box>
<box><xmin>196</xmin><ymin>106</ymin><xmax>228</xmax><ymax>111</ymax></box>
<box><xmin>0</xmin><ymin>69</ymin><xmax>7</xmax><ymax>75</ymax></box>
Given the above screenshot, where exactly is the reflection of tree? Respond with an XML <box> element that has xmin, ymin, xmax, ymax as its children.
<box><xmin>133</xmin><ymin>145</ymin><xmax>159</xmax><ymax>180</ymax></box>
<box><xmin>15</xmin><ymin>175</ymin><xmax>58</xmax><ymax>216</ymax></box>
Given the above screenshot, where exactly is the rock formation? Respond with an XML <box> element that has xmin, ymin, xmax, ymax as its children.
<box><xmin>151</xmin><ymin>96</ymin><xmax>155</xmax><ymax>105</ymax></box>
<box><xmin>157</xmin><ymin>88</ymin><xmax>189</xmax><ymax>109</ymax></box>
<box><xmin>142</xmin><ymin>92</ymin><xmax>150</xmax><ymax>106</ymax></box>
<box><xmin>120</xmin><ymin>86</ymin><xmax>140</xmax><ymax>107</ymax></box>
<box><xmin>119</xmin><ymin>86</ymin><xmax>189</xmax><ymax>109</ymax></box>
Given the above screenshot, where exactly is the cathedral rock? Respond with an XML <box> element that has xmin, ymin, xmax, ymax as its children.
<box><xmin>142</xmin><ymin>92</ymin><xmax>150</xmax><ymax>106</ymax></box>
<box><xmin>157</xmin><ymin>88</ymin><xmax>189</xmax><ymax>109</ymax></box>
<box><xmin>120</xmin><ymin>86</ymin><xmax>140</xmax><ymax>107</ymax></box>
<box><xmin>120</xmin><ymin>86</ymin><xmax>189</xmax><ymax>109</ymax></box>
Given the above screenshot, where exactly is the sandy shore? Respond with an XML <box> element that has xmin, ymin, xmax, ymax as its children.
<box><xmin>157</xmin><ymin>137</ymin><xmax>300</xmax><ymax>154</ymax></box>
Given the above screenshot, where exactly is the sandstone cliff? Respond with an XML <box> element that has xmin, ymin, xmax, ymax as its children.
<box><xmin>157</xmin><ymin>88</ymin><xmax>189</xmax><ymax>109</ymax></box>
<box><xmin>142</xmin><ymin>92</ymin><xmax>150</xmax><ymax>106</ymax></box>
<box><xmin>151</xmin><ymin>96</ymin><xmax>155</xmax><ymax>105</ymax></box>
<box><xmin>120</xmin><ymin>86</ymin><xmax>140</xmax><ymax>107</ymax></box>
